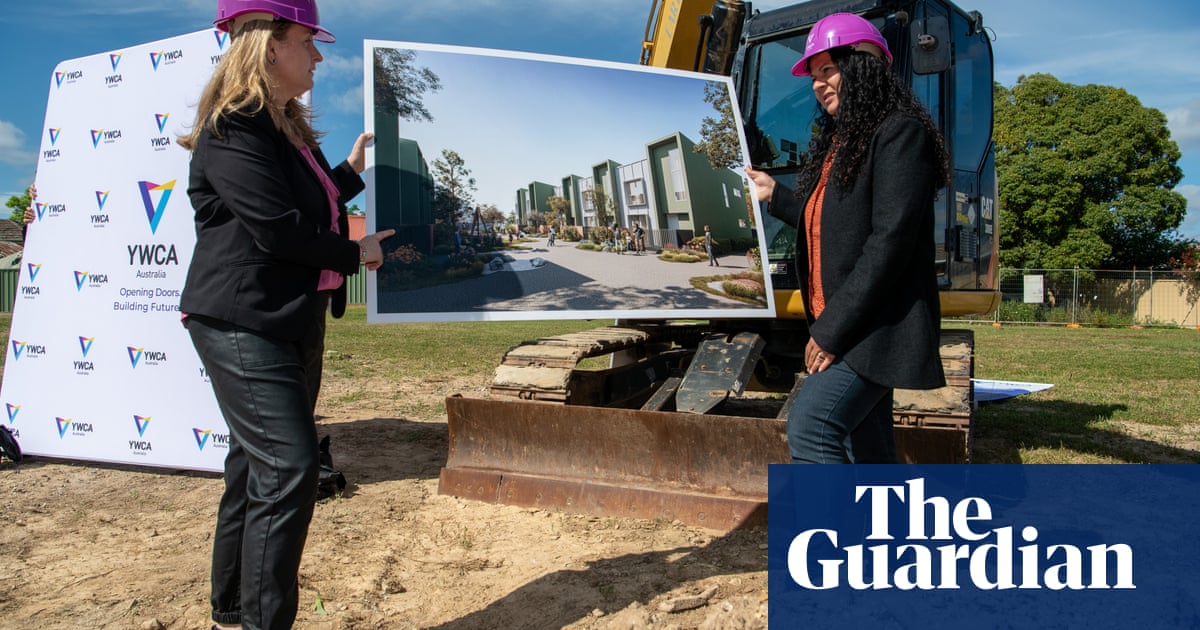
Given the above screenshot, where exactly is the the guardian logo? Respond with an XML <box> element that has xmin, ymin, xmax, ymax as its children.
<box><xmin>91</xmin><ymin>128</ymin><xmax>123</xmax><ymax>148</ymax></box>
<box><xmin>105</xmin><ymin>52</ymin><xmax>123</xmax><ymax>87</ymax></box>
<box><xmin>92</xmin><ymin>191</ymin><xmax>110</xmax><ymax>228</ymax></box>
<box><xmin>127</xmin><ymin>346</ymin><xmax>167</xmax><ymax>368</ymax></box>
<box><xmin>193</xmin><ymin>427</ymin><xmax>231</xmax><ymax>451</ymax></box>
<box><xmin>43</xmin><ymin>127</ymin><xmax>62</xmax><ymax>162</ymax></box>
<box><xmin>151</xmin><ymin>113</ymin><xmax>172</xmax><ymax>151</ymax></box>
<box><xmin>150</xmin><ymin>49</ymin><xmax>184</xmax><ymax>70</ymax></box>
<box><xmin>785</xmin><ymin>478</ymin><xmax>1135</xmax><ymax>591</ymax></box>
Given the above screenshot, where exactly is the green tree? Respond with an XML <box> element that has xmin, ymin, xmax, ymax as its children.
<box><xmin>545</xmin><ymin>195</ymin><xmax>570</xmax><ymax>227</ymax></box>
<box><xmin>6</xmin><ymin>187</ymin><xmax>32</xmax><ymax>224</ymax></box>
<box><xmin>432</xmin><ymin>149</ymin><xmax>476</xmax><ymax>226</ymax></box>
<box><xmin>994</xmin><ymin>74</ymin><xmax>1187</xmax><ymax>269</ymax></box>
<box><xmin>582</xmin><ymin>189</ymin><xmax>616</xmax><ymax>228</ymax></box>
<box><xmin>374</xmin><ymin>48</ymin><xmax>441</xmax><ymax>121</ymax></box>
<box><xmin>693</xmin><ymin>81</ymin><xmax>742</xmax><ymax>171</ymax></box>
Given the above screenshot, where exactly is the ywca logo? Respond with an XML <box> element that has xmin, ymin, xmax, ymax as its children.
<box><xmin>74</xmin><ymin>271</ymin><xmax>109</xmax><ymax>291</ymax></box>
<box><xmin>130</xmin><ymin>416</ymin><xmax>153</xmax><ymax>453</ymax></box>
<box><xmin>92</xmin><ymin>191</ymin><xmax>110</xmax><ymax>228</ymax></box>
<box><xmin>11</xmin><ymin>340</ymin><xmax>46</xmax><ymax>361</ymax></box>
<box><xmin>783</xmin><ymin>477</ymin><xmax>1136</xmax><ymax>591</ymax></box>
<box><xmin>106</xmin><ymin>53</ymin><xmax>123</xmax><ymax>87</ymax></box>
<box><xmin>35</xmin><ymin>201</ymin><xmax>66</xmax><ymax>221</ymax></box>
<box><xmin>56</xmin><ymin>417</ymin><xmax>93</xmax><ymax>438</ymax></box>
<box><xmin>54</xmin><ymin>69</ymin><xmax>83</xmax><ymax>88</ymax></box>
<box><xmin>151</xmin><ymin>114</ymin><xmax>172</xmax><ymax>151</ymax></box>
<box><xmin>6</xmin><ymin>404</ymin><xmax>19</xmax><ymax>425</ymax></box>
<box><xmin>149</xmin><ymin>49</ymin><xmax>184</xmax><ymax>70</ymax></box>
<box><xmin>137</xmin><ymin>180</ymin><xmax>175</xmax><ymax>234</ymax></box>
<box><xmin>75</xmin><ymin>336</ymin><xmax>96</xmax><ymax>374</ymax></box>
<box><xmin>91</xmin><ymin>128</ymin><xmax>123</xmax><ymax>148</ymax></box>
<box><xmin>21</xmin><ymin>263</ymin><xmax>42</xmax><ymax>299</ymax></box>
<box><xmin>43</xmin><ymin>128</ymin><xmax>62</xmax><ymax>161</ymax></box>
<box><xmin>127</xmin><ymin>346</ymin><xmax>167</xmax><ymax>368</ymax></box>
<box><xmin>211</xmin><ymin>31</ymin><xmax>229</xmax><ymax>65</ymax></box>
<box><xmin>193</xmin><ymin>427</ymin><xmax>231</xmax><ymax>451</ymax></box>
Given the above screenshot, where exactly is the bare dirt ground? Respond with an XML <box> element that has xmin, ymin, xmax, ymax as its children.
<box><xmin>0</xmin><ymin>372</ymin><xmax>769</xmax><ymax>629</ymax></box>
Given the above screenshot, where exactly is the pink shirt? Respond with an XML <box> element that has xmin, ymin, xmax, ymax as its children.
<box><xmin>297</xmin><ymin>143</ymin><xmax>345</xmax><ymax>291</ymax></box>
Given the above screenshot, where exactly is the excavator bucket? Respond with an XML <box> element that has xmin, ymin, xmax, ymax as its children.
<box><xmin>438</xmin><ymin>326</ymin><xmax>974</xmax><ymax>530</ymax></box>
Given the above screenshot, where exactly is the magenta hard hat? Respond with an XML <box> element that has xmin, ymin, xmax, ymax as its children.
<box><xmin>791</xmin><ymin>12</ymin><xmax>891</xmax><ymax>77</ymax></box>
<box><xmin>214</xmin><ymin>0</ymin><xmax>335</xmax><ymax>43</ymax></box>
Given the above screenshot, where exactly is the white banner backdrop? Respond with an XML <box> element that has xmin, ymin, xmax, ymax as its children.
<box><xmin>1</xmin><ymin>30</ymin><xmax>231</xmax><ymax>472</ymax></box>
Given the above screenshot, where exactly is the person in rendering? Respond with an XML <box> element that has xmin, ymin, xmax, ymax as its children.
<box><xmin>704</xmin><ymin>224</ymin><xmax>718</xmax><ymax>266</ymax></box>
<box><xmin>548</xmin><ymin>225</ymin><xmax>556</xmax><ymax>247</ymax></box>
<box><xmin>177</xmin><ymin>1</ymin><xmax>394</xmax><ymax>628</ymax></box>
<box><xmin>745</xmin><ymin>12</ymin><xmax>947</xmax><ymax>463</ymax></box>
<box><xmin>634</xmin><ymin>221</ymin><xmax>645</xmax><ymax>253</ymax></box>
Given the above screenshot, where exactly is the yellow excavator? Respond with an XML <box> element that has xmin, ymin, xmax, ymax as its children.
<box><xmin>438</xmin><ymin>0</ymin><xmax>1000</xmax><ymax>530</ymax></box>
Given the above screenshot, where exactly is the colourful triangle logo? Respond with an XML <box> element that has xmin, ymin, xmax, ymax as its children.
<box><xmin>137</xmin><ymin>180</ymin><xmax>175</xmax><ymax>234</ymax></box>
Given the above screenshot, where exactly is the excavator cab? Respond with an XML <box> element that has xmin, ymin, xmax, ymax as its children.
<box><xmin>730</xmin><ymin>0</ymin><xmax>999</xmax><ymax>318</ymax></box>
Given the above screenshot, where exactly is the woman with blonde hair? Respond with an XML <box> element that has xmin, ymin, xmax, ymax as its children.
<box><xmin>179</xmin><ymin>2</ymin><xmax>393</xmax><ymax>628</ymax></box>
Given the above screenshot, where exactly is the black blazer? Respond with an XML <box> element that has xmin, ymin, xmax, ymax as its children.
<box><xmin>180</xmin><ymin>108</ymin><xmax>364</xmax><ymax>341</ymax></box>
<box><xmin>768</xmin><ymin>113</ymin><xmax>945</xmax><ymax>390</ymax></box>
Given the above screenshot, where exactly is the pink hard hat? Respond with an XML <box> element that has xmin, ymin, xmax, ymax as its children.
<box><xmin>214</xmin><ymin>0</ymin><xmax>335</xmax><ymax>43</ymax></box>
<box><xmin>791</xmin><ymin>12</ymin><xmax>891</xmax><ymax>77</ymax></box>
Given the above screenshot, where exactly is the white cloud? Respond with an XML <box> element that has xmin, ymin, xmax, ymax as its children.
<box><xmin>1168</xmin><ymin>100</ymin><xmax>1200</xmax><ymax>154</ymax></box>
<box><xmin>0</xmin><ymin>120</ymin><xmax>35</xmax><ymax>167</ymax></box>
<box><xmin>1177</xmin><ymin>185</ymin><xmax>1200</xmax><ymax>240</ymax></box>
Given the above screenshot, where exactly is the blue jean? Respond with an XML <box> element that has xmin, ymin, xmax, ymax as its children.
<box><xmin>784</xmin><ymin>359</ymin><xmax>897</xmax><ymax>463</ymax></box>
<box><xmin>186</xmin><ymin>304</ymin><xmax>326</xmax><ymax>630</ymax></box>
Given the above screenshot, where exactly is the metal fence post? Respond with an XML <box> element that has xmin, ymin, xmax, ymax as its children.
<box><xmin>1072</xmin><ymin>266</ymin><xmax>1079</xmax><ymax>325</ymax></box>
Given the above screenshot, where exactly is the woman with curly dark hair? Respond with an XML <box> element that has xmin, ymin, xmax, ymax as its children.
<box><xmin>746</xmin><ymin>13</ymin><xmax>949</xmax><ymax>464</ymax></box>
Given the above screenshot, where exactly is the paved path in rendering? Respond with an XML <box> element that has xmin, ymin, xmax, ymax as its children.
<box><xmin>376</xmin><ymin>237</ymin><xmax>760</xmax><ymax>317</ymax></box>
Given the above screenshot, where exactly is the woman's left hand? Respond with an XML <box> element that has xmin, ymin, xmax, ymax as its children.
<box><xmin>347</xmin><ymin>132</ymin><xmax>374</xmax><ymax>174</ymax></box>
<box><xmin>805</xmin><ymin>338</ymin><xmax>834</xmax><ymax>374</ymax></box>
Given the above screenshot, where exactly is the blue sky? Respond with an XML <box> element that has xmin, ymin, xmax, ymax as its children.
<box><xmin>2</xmin><ymin>0</ymin><xmax>1198</xmax><ymax>240</ymax></box>
<box><xmin>376</xmin><ymin>44</ymin><xmax>722</xmax><ymax>211</ymax></box>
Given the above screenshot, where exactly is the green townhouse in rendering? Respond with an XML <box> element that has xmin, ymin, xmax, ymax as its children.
<box><xmin>370</xmin><ymin>128</ymin><xmax>749</xmax><ymax>252</ymax></box>
<box><xmin>517</xmin><ymin>131</ymin><xmax>748</xmax><ymax>248</ymax></box>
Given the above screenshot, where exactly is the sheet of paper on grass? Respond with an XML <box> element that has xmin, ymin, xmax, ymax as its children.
<box><xmin>363</xmin><ymin>41</ymin><xmax>774</xmax><ymax>323</ymax></box>
<box><xmin>972</xmin><ymin>379</ymin><xmax>1055</xmax><ymax>402</ymax></box>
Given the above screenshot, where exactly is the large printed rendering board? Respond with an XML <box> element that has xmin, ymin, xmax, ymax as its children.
<box><xmin>363</xmin><ymin>42</ymin><xmax>775</xmax><ymax>323</ymax></box>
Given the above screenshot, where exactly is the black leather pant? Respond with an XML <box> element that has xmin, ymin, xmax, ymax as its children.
<box><xmin>186</xmin><ymin>303</ymin><xmax>326</xmax><ymax>630</ymax></box>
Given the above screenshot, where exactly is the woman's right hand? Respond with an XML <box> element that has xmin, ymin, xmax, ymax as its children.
<box><xmin>745</xmin><ymin>166</ymin><xmax>775</xmax><ymax>203</ymax></box>
<box><xmin>357</xmin><ymin>229</ymin><xmax>395</xmax><ymax>271</ymax></box>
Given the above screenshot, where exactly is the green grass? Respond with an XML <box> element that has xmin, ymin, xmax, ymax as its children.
<box><xmin>967</xmin><ymin>324</ymin><xmax>1200</xmax><ymax>463</ymax></box>
<box><xmin>2</xmin><ymin>310</ymin><xmax>1196</xmax><ymax>464</ymax></box>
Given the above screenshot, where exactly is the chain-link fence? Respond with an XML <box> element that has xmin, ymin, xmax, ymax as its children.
<box><xmin>962</xmin><ymin>268</ymin><xmax>1200</xmax><ymax>328</ymax></box>
<box><xmin>4</xmin><ymin>266</ymin><xmax>1198</xmax><ymax>325</ymax></box>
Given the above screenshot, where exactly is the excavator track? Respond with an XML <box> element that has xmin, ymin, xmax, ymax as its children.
<box><xmin>439</xmin><ymin>326</ymin><xmax>975</xmax><ymax>530</ymax></box>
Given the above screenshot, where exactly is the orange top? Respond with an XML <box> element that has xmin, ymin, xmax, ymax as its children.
<box><xmin>805</xmin><ymin>150</ymin><xmax>836</xmax><ymax>319</ymax></box>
